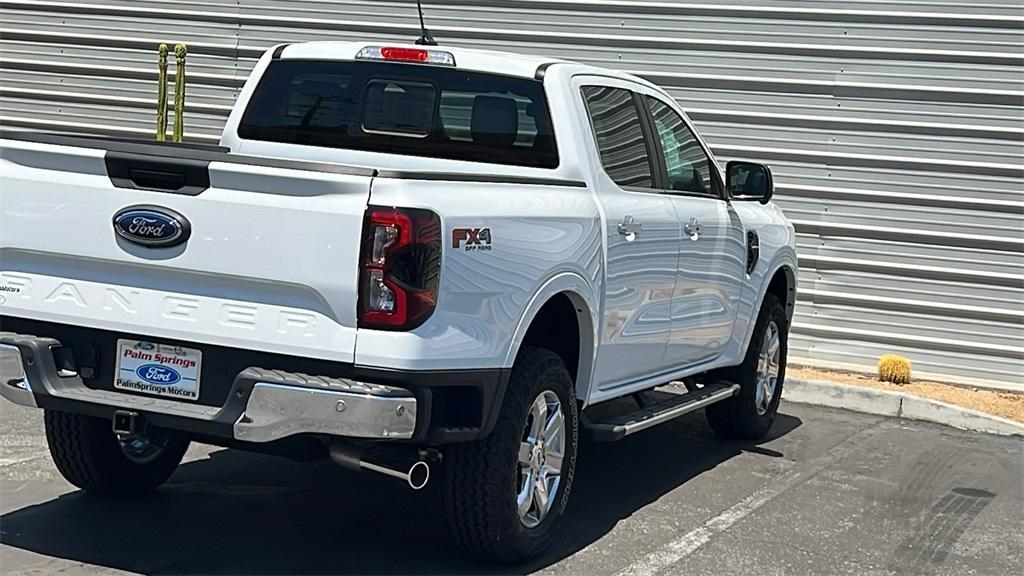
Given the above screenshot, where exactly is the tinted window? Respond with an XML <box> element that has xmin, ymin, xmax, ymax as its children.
<box><xmin>239</xmin><ymin>60</ymin><xmax>558</xmax><ymax>168</ymax></box>
<box><xmin>363</xmin><ymin>80</ymin><xmax>436</xmax><ymax>136</ymax></box>
<box><xmin>646</xmin><ymin>97</ymin><xmax>714</xmax><ymax>195</ymax></box>
<box><xmin>582</xmin><ymin>86</ymin><xmax>654</xmax><ymax>188</ymax></box>
<box><xmin>438</xmin><ymin>92</ymin><xmax>544</xmax><ymax>146</ymax></box>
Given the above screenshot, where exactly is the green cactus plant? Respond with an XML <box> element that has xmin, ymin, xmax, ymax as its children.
<box><xmin>173</xmin><ymin>43</ymin><xmax>188</xmax><ymax>143</ymax></box>
<box><xmin>156</xmin><ymin>44</ymin><xmax>169</xmax><ymax>141</ymax></box>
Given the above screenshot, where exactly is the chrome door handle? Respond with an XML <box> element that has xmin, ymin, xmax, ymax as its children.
<box><xmin>684</xmin><ymin>217</ymin><xmax>702</xmax><ymax>239</ymax></box>
<box><xmin>618</xmin><ymin>216</ymin><xmax>643</xmax><ymax>237</ymax></box>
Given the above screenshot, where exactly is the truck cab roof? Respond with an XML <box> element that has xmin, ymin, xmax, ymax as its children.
<box><xmin>276</xmin><ymin>41</ymin><xmax>567</xmax><ymax>80</ymax></box>
<box><xmin>218</xmin><ymin>39</ymin><xmax>675</xmax><ymax>178</ymax></box>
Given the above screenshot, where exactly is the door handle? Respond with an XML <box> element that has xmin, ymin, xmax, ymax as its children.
<box><xmin>684</xmin><ymin>217</ymin><xmax>702</xmax><ymax>240</ymax></box>
<box><xmin>618</xmin><ymin>216</ymin><xmax>643</xmax><ymax>239</ymax></box>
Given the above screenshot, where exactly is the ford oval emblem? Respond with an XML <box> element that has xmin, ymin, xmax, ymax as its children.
<box><xmin>135</xmin><ymin>364</ymin><xmax>182</xmax><ymax>386</ymax></box>
<box><xmin>113</xmin><ymin>205</ymin><xmax>191</xmax><ymax>248</ymax></box>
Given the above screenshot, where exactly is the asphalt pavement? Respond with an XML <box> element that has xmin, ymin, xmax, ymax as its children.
<box><xmin>1</xmin><ymin>399</ymin><xmax>1021</xmax><ymax>575</ymax></box>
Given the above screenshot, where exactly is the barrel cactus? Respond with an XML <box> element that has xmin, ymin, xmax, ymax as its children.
<box><xmin>878</xmin><ymin>355</ymin><xmax>912</xmax><ymax>385</ymax></box>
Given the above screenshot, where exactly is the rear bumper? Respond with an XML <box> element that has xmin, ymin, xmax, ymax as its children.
<box><xmin>0</xmin><ymin>318</ymin><xmax>509</xmax><ymax>444</ymax></box>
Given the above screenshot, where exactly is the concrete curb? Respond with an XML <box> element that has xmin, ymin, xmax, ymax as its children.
<box><xmin>782</xmin><ymin>378</ymin><xmax>1024</xmax><ymax>437</ymax></box>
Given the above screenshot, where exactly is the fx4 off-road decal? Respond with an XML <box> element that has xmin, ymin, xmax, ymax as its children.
<box><xmin>453</xmin><ymin>228</ymin><xmax>492</xmax><ymax>251</ymax></box>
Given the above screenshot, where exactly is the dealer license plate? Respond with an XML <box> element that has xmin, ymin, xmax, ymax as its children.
<box><xmin>114</xmin><ymin>339</ymin><xmax>202</xmax><ymax>401</ymax></box>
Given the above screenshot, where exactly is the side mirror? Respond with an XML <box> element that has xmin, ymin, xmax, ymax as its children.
<box><xmin>727</xmin><ymin>161</ymin><xmax>774</xmax><ymax>204</ymax></box>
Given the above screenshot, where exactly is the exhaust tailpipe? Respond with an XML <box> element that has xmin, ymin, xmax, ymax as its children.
<box><xmin>328</xmin><ymin>443</ymin><xmax>430</xmax><ymax>490</ymax></box>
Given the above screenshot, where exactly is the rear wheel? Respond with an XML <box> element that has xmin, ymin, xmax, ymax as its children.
<box><xmin>443</xmin><ymin>347</ymin><xmax>579</xmax><ymax>564</ymax></box>
<box><xmin>44</xmin><ymin>410</ymin><xmax>189</xmax><ymax>495</ymax></box>
<box><xmin>706</xmin><ymin>293</ymin><xmax>788</xmax><ymax>439</ymax></box>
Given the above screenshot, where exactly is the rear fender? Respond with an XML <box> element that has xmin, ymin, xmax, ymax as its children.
<box><xmin>504</xmin><ymin>272</ymin><xmax>598</xmax><ymax>402</ymax></box>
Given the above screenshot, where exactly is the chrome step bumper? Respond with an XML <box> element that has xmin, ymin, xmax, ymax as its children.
<box><xmin>0</xmin><ymin>332</ymin><xmax>417</xmax><ymax>442</ymax></box>
<box><xmin>232</xmin><ymin>368</ymin><xmax>417</xmax><ymax>442</ymax></box>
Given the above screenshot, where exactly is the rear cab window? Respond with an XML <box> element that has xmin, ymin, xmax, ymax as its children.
<box><xmin>238</xmin><ymin>60</ymin><xmax>559</xmax><ymax>169</ymax></box>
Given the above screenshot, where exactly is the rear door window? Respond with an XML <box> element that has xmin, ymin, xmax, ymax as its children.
<box><xmin>581</xmin><ymin>86</ymin><xmax>655</xmax><ymax>189</ymax></box>
<box><xmin>239</xmin><ymin>60</ymin><xmax>558</xmax><ymax>168</ymax></box>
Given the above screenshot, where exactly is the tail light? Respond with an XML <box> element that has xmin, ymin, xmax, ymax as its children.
<box><xmin>359</xmin><ymin>206</ymin><xmax>441</xmax><ymax>330</ymax></box>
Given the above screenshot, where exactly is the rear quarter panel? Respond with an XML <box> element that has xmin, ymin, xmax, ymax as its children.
<box><xmin>356</xmin><ymin>177</ymin><xmax>602</xmax><ymax>372</ymax></box>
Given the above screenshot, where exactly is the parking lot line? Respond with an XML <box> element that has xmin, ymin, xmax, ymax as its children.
<box><xmin>0</xmin><ymin>454</ymin><xmax>48</xmax><ymax>468</ymax></box>
<box><xmin>616</xmin><ymin>421</ymin><xmax>887</xmax><ymax>576</ymax></box>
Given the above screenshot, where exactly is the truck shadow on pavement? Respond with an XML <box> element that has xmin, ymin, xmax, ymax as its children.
<box><xmin>0</xmin><ymin>413</ymin><xmax>801</xmax><ymax>575</ymax></box>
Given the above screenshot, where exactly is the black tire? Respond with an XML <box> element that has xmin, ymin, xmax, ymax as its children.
<box><xmin>443</xmin><ymin>347</ymin><xmax>579</xmax><ymax>564</ymax></box>
<box><xmin>705</xmin><ymin>293</ymin><xmax>788</xmax><ymax>440</ymax></box>
<box><xmin>44</xmin><ymin>410</ymin><xmax>189</xmax><ymax>496</ymax></box>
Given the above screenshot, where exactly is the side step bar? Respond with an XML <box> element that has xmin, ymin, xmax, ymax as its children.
<box><xmin>584</xmin><ymin>382</ymin><xmax>740</xmax><ymax>442</ymax></box>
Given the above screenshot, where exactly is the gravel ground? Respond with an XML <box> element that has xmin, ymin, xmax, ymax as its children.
<box><xmin>788</xmin><ymin>366</ymin><xmax>1024</xmax><ymax>423</ymax></box>
<box><xmin>1</xmin><ymin>399</ymin><xmax>1022</xmax><ymax>576</ymax></box>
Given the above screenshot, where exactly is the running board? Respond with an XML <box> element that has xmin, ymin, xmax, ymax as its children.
<box><xmin>584</xmin><ymin>382</ymin><xmax>740</xmax><ymax>442</ymax></box>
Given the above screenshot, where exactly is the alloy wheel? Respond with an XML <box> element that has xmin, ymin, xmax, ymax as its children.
<box><xmin>755</xmin><ymin>320</ymin><xmax>781</xmax><ymax>415</ymax></box>
<box><xmin>516</xmin><ymin>390</ymin><xmax>565</xmax><ymax>528</ymax></box>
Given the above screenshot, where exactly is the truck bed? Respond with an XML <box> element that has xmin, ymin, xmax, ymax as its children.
<box><xmin>0</xmin><ymin>131</ymin><xmax>585</xmax><ymax>366</ymax></box>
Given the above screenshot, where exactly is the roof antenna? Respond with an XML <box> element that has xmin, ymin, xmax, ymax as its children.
<box><xmin>414</xmin><ymin>0</ymin><xmax>438</xmax><ymax>46</ymax></box>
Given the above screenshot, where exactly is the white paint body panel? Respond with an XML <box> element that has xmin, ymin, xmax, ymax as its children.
<box><xmin>357</xmin><ymin>178</ymin><xmax>601</xmax><ymax>373</ymax></box>
<box><xmin>0</xmin><ymin>43</ymin><xmax>797</xmax><ymax>409</ymax></box>
<box><xmin>0</xmin><ymin>138</ymin><xmax>369</xmax><ymax>362</ymax></box>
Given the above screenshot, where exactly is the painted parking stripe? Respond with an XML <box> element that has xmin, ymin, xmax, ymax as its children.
<box><xmin>0</xmin><ymin>453</ymin><xmax>48</xmax><ymax>468</ymax></box>
<box><xmin>616</xmin><ymin>421</ymin><xmax>888</xmax><ymax>576</ymax></box>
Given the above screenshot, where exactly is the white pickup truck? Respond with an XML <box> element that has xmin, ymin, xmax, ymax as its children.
<box><xmin>0</xmin><ymin>41</ymin><xmax>796</xmax><ymax>563</ymax></box>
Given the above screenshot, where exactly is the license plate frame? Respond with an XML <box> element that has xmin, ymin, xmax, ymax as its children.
<box><xmin>114</xmin><ymin>339</ymin><xmax>203</xmax><ymax>401</ymax></box>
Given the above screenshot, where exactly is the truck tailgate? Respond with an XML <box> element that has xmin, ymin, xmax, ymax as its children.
<box><xmin>0</xmin><ymin>136</ymin><xmax>372</xmax><ymax>363</ymax></box>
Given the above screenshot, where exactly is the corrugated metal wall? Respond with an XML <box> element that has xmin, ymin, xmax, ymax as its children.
<box><xmin>2</xmin><ymin>0</ymin><xmax>1022</xmax><ymax>389</ymax></box>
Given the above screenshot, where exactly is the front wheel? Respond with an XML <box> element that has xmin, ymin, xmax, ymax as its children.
<box><xmin>705</xmin><ymin>293</ymin><xmax>788</xmax><ymax>439</ymax></box>
<box><xmin>443</xmin><ymin>347</ymin><xmax>579</xmax><ymax>564</ymax></box>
